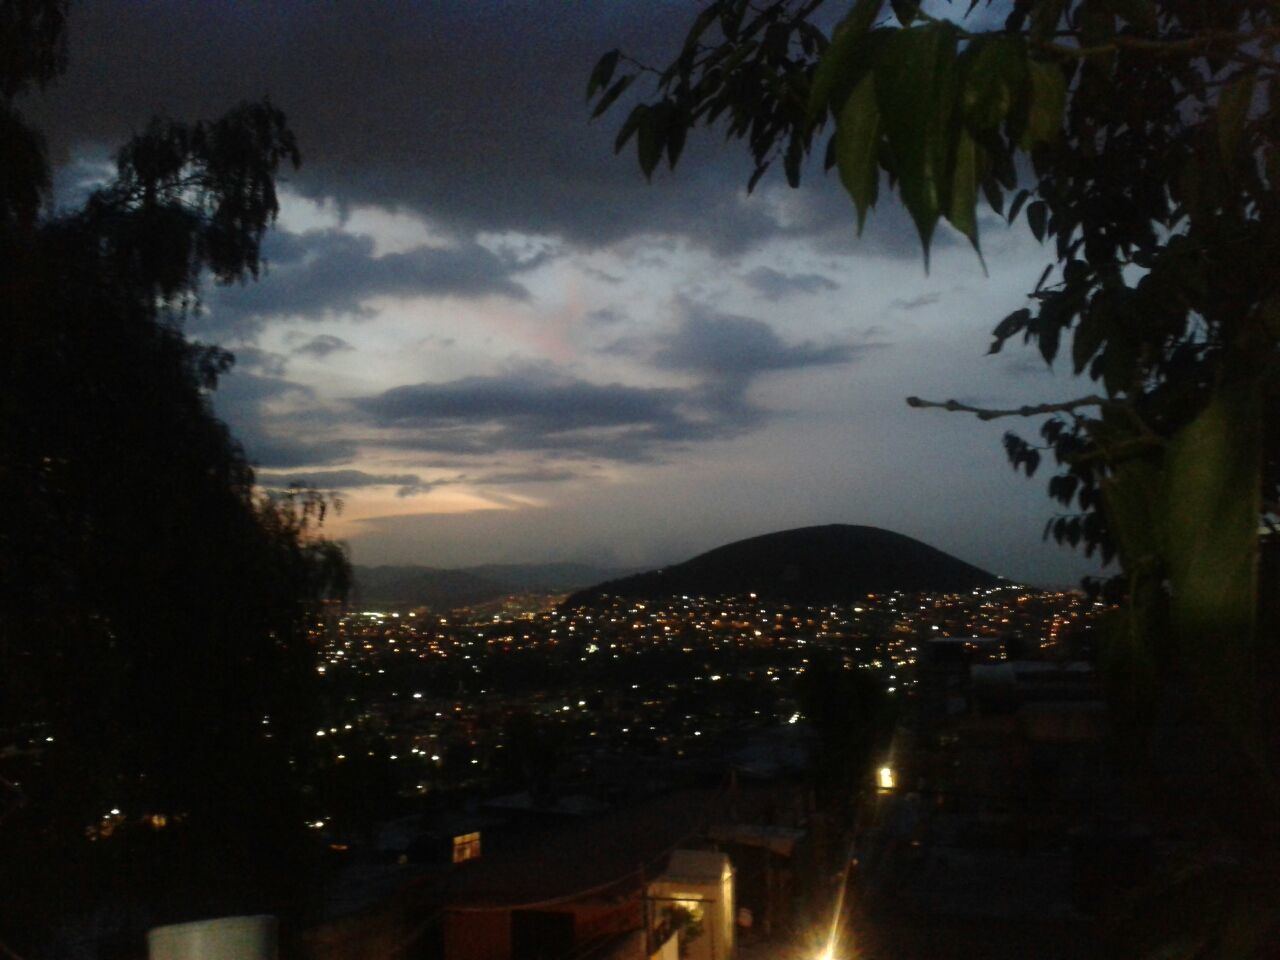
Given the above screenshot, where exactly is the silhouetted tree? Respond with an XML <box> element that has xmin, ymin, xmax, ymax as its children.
<box><xmin>0</xmin><ymin>1</ymin><xmax>349</xmax><ymax>951</ymax></box>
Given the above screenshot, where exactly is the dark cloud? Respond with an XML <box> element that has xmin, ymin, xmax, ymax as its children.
<box><xmin>213</xmin><ymin>370</ymin><xmax>313</xmax><ymax>408</ymax></box>
<box><xmin>25</xmin><ymin>1</ymin><xmax>927</xmax><ymax>257</ymax></box>
<box><xmin>358</xmin><ymin>370</ymin><xmax>689</xmax><ymax>433</ymax></box>
<box><xmin>228</xmin><ymin>345</ymin><xmax>288</xmax><ymax>377</ymax></box>
<box><xmin>655</xmin><ymin>302</ymin><xmax>869</xmax><ymax>381</ymax></box>
<box><xmin>890</xmin><ymin>292</ymin><xmax>943</xmax><ymax>310</ymax></box>
<box><xmin>292</xmin><ymin>334</ymin><xmax>355</xmax><ymax>359</ymax></box>
<box><xmin>257</xmin><ymin>468</ymin><xmax>429</xmax><ymax>497</ymax></box>
<box><xmin>744</xmin><ymin>266</ymin><xmax>840</xmax><ymax>300</ymax></box>
<box><xmin>351</xmin><ymin>367</ymin><xmax>753</xmax><ymax>463</ymax></box>
<box><xmin>238</xmin><ymin>429</ymin><xmax>360</xmax><ymax>470</ymax></box>
<box><xmin>1000</xmin><ymin>356</ymin><xmax>1055</xmax><ymax>378</ymax></box>
<box><xmin>469</xmin><ymin>467</ymin><xmax>582</xmax><ymax>485</ymax></box>
<box><xmin>585</xmin><ymin>307</ymin><xmax>627</xmax><ymax>325</ymax></box>
<box><xmin>198</xmin><ymin>229</ymin><xmax>528</xmax><ymax>334</ymax></box>
<box><xmin>256</xmin><ymin>464</ymin><xmax>584</xmax><ymax>496</ymax></box>
<box><xmin>210</xmin><ymin>370</ymin><xmax>356</xmax><ymax>469</ymax></box>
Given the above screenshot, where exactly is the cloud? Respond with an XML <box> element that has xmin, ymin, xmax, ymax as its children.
<box><xmin>1000</xmin><ymin>356</ymin><xmax>1055</xmax><ymax>378</ymax></box>
<box><xmin>228</xmin><ymin>345</ymin><xmax>288</xmax><ymax>377</ymax></box>
<box><xmin>655</xmin><ymin>302</ymin><xmax>870</xmax><ymax>382</ymax></box>
<box><xmin>357</xmin><ymin>370</ymin><xmax>690</xmax><ymax>434</ymax></box>
<box><xmin>346</xmin><ymin>306</ymin><xmax>878</xmax><ymax>465</ymax></box>
<box><xmin>890</xmin><ymin>292</ymin><xmax>943</xmax><ymax>310</ymax></box>
<box><xmin>585</xmin><ymin>307</ymin><xmax>627</xmax><ymax>325</ymax></box>
<box><xmin>256</xmin><ymin>463</ymin><xmax>585</xmax><ymax>497</ymax></box>
<box><xmin>292</xmin><ymin>333</ymin><xmax>355</xmax><ymax>359</ymax></box>
<box><xmin>351</xmin><ymin>367</ymin><xmax>752</xmax><ymax>463</ymax></box>
<box><xmin>469</xmin><ymin>467</ymin><xmax>582</xmax><ymax>485</ymax></box>
<box><xmin>257</xmin><ymin>468</ymin><xmax>430</xmax><ymax>497</ymax></box>
<box><xmin>210</xmin><ymin>370</ymin><xmax>357</xmax><ymax>469</ymax></box>
<box><xmin>242</xmin><ymin>434</ymin><xmax>359</xmax><ymax>469</ymax></box>
<box><xmin>744</xmin><ymin>266</ymin><xmax>840</xmax><ymax>300</ymax></box>
<box><xmin>583</xmin><ymin>266</ymin><xmax>624</xmax><ymax>284</ymax></box>
<box><xmin>28</xmin><ymin>1</ymin><xmax>936</xmax><ymax>258</ymax></box>
<box><xmin>199</xmin><ymin>229</ymin><xmax>530</xmax><ymax>333</ymax></box>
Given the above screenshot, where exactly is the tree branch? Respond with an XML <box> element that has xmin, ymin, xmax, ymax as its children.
<box><xmin>904</xmin><ymin>394</ymin><xmax>1108</xmax><ymax>421</ymax></box>
<box><xmin>1035</xmin><ymin>27</ymin><xmax>1280</xmax><ymax>65</ymax></box>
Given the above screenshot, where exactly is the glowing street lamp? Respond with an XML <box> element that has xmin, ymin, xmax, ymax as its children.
<box><xmin>877</xmin><ymin>765</ymin><xmax>895</xmax><ymax>791</ymax></box>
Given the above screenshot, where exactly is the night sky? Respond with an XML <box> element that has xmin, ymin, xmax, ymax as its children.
<box><xmin>27</xmin><ymin>1</ymin><xmax>1101</xmax><ymax>585</ymax></box>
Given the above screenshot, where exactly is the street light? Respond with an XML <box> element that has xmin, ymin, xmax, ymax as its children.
<box><xmin>877</xmin><ymin>765</ymin><xmax>895</xmax><ymax>791</ymax></box>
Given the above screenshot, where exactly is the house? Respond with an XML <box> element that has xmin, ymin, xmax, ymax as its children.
<box><xmin>646</xmin><ymin>851</ymin><xmax>734</xmax><ymax>960</ymax></box>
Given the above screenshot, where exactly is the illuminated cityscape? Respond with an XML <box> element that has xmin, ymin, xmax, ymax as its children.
<box><xmin>300</xmin><ymin>586</ymin><xmax>1098</xmax><ymax>818</ymax></box>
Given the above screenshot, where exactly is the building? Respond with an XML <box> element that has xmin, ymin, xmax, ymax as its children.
<box><xmin>646</xmin><ymin>850</ymin><xmax>735</xmax><ymax>960</ymax></box>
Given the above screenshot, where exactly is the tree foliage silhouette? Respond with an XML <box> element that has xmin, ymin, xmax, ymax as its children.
<box><xmin>593</xmin><ymin>0</ymin><xmax>1279</xmax><ymax>953</ymax></box>
<box><xmin>1</xmin><ymin>0</ymin><xmax>349</xmax><ymax>948</ymax></box>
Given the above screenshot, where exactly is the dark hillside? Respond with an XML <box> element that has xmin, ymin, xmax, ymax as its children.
<box><xmin>353</xmin><ymin>566</ymin><xmax>504</xmax><ymax>610</ymax></box>
<box><xmin>565</xmin><ymin>525</ymin><xmax>1001</xmax><ymax>606</ymax></box>
<box><xmin>353</xmin><ymin>562</ymin><xmax>634</xmax><ymax>610</ymax></box>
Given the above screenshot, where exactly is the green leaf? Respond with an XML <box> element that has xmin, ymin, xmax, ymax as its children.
<box><xmin>591</xmin><ymin>74</ymin><xmax>634</xmax><ymax>119</ymax></box>
<box><xmin>1217</xmin><ymin>71</ymin><xmax>1256</xmax><ymax>172</ymax></box>
<box><xmin>1072</xmin><ymin>293</ymin><xmax>1112</xmax><ymax>375</ymax></box>
<box><xmin>835</xmin><ymin>74</ymin><xmax>881</xmax><ymax>231</ymax></box>
<box><xmin>1030</xmin><ymin>0</ymin><xmax>1066</xmax><ymax>41</ymax></box>
<box><xmin>960</xmin><ymin>35</ymin><xmax>1027</xmax><ymax>132</ymax></box>
<box><xmin>720</xmin><ymin>0</ymin><xmax>747</xmax><ymax>41</ymax></box>
<box><xmin>1007</xmin><ymin>188</ymin><xmax>1030</xmax><ymax>223</ymax></box>
<box><xmin>1036</xmin><ymin>312</ymin><xmax>1060</xmax><ymax>365</ymax></box>
<box><xmin>666</xmin><ymin>118</ymin><xmax>687</xmax><ymax>170</ymax></box>
<box><xmin>890</xmin><ymin>0</ymin><xmax>921</xmax><ymax>25</ymax></box>
<box><xmin>1101</xmin><ymin>457</ymin><xmax>1162</xmax><ymax>572</ymax></box>
<box><xmin>1021</xmin><ymin>59</ymin><xmax>1066</xmax><ymax>148</ymax></box>
<box><xmin>1027</xmin><ymin>199</ymin><xmax>1048</xmax><ymax>241</ymax></box>
<box><xmin>1160</xmin><ymin>378</ymin><xmax>1262</xmax><ymax>733</ymax></box>
<box><xmin>680</xmin><ymin>6</ymin><xmax>720</xmax><ymax>60</ymax></box>
<box><xmin>807</xmin><ymin>0</ymin><xmax>886</xmax><ymax>119</ymax></box>
<box><xmin>980</xmin><ymin>173</ymin><xmax>1004</xmax><ymax>216</ymax></box>
<box><xmin>637</xmin><ymin>103</ymin><xmax>671</xmax><ymax>179</ymax></box>
<box><xmin>783</xmin><ymin>134</ymin><xmax>803</xmax><ymax>187</ymax></box>
<box><xmin>614</xmin><ymin>105</ymin><xmax>644</xmax><ymax>153</ymax></box>
<box><xmin>945</xmin><ymin>128</ymin><xmax>980</xmax><ymax>253</ymax></box>
<box><xmin>1101</xmin><ymin>333</ymin><xmax>1137</xmax><ymax>395</ymax></box>
<box><xmin>874</xmin><ymin>21</ymin><xmax>959</xmax><ymax>265</ymax></box>
<box><xmin>587</xmin><ymin>50</ymin><xmax>620</xmax><ymax>101</ymax></box>
<box><xmin>988</xmin><ymin>306</ymin><xmax>1030</xmax><ymax>353</ymax></box>
<box><xmin>1108</xmin><ymin>0</ymin><xmax>1157</xmax><ymax>30</ymax></box>
<box><xmin>1177</xmin><ymin>153</ymin><xmax>1203</xmax><ymax>220</ymax></box>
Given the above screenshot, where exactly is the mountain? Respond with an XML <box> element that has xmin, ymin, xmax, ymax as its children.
<box><xmin>464</xmin><ymin>562</ymin><xmax>633</xmax><ymax>593</ymax></box>
<box><xmin>352</xmin><ymin>562</ymin><xmax>635</xmax><ymax>610</ymax></box>
<box><xmin>564</xmin><ymin>525</ymin><xmax>1002</xmax><ymax>606</ymax></box>
<box><xmin>352</xmin><ymin>566</ymin><xmax>504</xmax><ymax>611</ymax></box>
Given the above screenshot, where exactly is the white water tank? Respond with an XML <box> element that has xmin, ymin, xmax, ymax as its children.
<box><xmin>147</xmin><ymin>915</ymin><xmax>277</xmax><ymax>960</ymax></box>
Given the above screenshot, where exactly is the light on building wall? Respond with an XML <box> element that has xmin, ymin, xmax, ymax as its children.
<box><xmin>877</xmin><ymin>765</ymin><xmax>895</xmax><ymax>791</ymax></box>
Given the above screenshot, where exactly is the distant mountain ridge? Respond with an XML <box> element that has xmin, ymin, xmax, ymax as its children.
<box><xmin>353</xmin><ymin>562</ymin><xmax>635</xmax><ymax>610</ymax></box>
<box><xmin>564</xmin><ymin>525</ymin><xmax>1002</xmax><ymax>606</ymax></box>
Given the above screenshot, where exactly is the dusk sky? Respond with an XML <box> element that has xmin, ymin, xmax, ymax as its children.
<box><xmin>28</xmin><ymin>1</ymin><xmax>1103</xmax><ymax>585</ymax></box>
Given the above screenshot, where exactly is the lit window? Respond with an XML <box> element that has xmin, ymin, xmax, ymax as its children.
<box><xmin>452</xmin><ymin>832</ymin><xmax>481</xmax><ymax>863</ymax></box>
